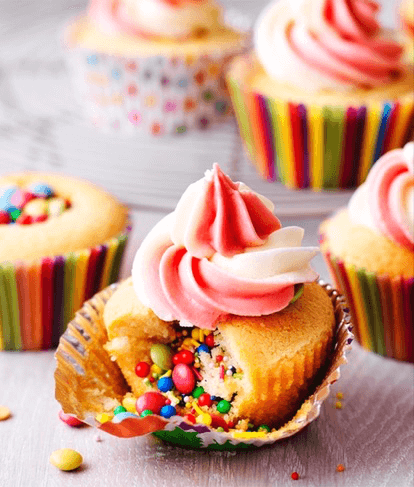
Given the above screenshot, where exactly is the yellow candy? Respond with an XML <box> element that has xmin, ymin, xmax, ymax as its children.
<box><xmin>191</xmin><ymin>329</ymin><xmax>204</xmax><ymax>341</ymax></box>
<box><xmin>232</xmin><ymin>432</ymin><xmax>266</xmax><ymax>439</ymax></box>
<box><xmin>196</xmin><ymin>413</ymin><xmax>212</xmax><ymax>426</ymax></box>
<box><xmin>150</xmin><ymin>364</ymin><xmax>163</xmax><ymax>375</ymax></box>
<box><xmin>49</xmin><ymin>449</ymin><xmax>83</xmax><ymax>471</ymax></box>
<box><xmin>23</xmin><ymin>198</ymin><xmax>47</xmax><ymax>217</ymax></box>
<box><xmin>181</xmin><ymin>338</ymin><xmax>195</xmax><ymax>349</ymax></box>
<box><xmin>122</xmin><ymin>396</ymin><xmax>137</xmax><ymax>413</ymax></box>
<box><xmin>95</xmin><ymin>413</ymin><xmax>112</xmax><ymax>423</ymax></box>
<box><xmin>0</xmin><ymin>405</ymin><xmax>11</xmax><ymax>421</ymax></box>
<box><xmin>47</xmin><ymin>197</ymin><xmax>66</xmax><ymax>217</ymax></box>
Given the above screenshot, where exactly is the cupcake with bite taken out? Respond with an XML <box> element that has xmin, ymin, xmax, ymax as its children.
<box><xmin>320</xmin><ymin>142</ymin><xmax>414</xmax><ymax>362</ymax></box>
<box><xmin>226</xmin><ymin>0</ymin><xmax>414</xmax><ymax>189</ymax></box>
<box><xmin>64</xmin><ymin>0</ymin><xmax>249</xmax><ymax>135</ymax></box>
<box><xmin>55</xmin><ymin>164</ymin><xmax>352</xmax><ymax>449</ymax></box>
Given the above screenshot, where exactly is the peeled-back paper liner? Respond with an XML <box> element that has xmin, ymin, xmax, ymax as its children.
<box><xmin>321</xmin><ymin>245</ymin><xmax>414</xmax><ymax>363</ymax></box>
<box><xmin>63</xmin><ymin>18</ymin><xmax>250</xmax><ymax>136</ymax></box>
<box><xmin>226</xmin><ymin>54</ymin><xmax>414</xmax><ymax>190</ymax></box>
<box><xmin>54</xmin><ymin>280</ymin><xmax>353</xmax><ymax>450</ymax></box>
<box><xmin>0</xmin><ymin>226</ymin><xmax>130</xmax><ymax>351</ymax></box>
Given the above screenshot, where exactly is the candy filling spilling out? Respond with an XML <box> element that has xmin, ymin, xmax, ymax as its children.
<box><xmin>0</xmin><ymin>182</ymin><xmax>71</xmax><ymax>225</ymax></box>
<box><xmin>100</xmin><ymin>284</ymin><xmax>304</xmax><ymax>434</ymax></box>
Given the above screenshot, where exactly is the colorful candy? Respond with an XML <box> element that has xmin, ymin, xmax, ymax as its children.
<box><xmin>172</xmin><ymin>363</ymin><xmax>195</xmax><ymax>394</ymax></box>
<box><xmin>216</xmin><ymin>400</ymin><xmax>231</xmax><ymax>414</ymax></box>
<box><xmin>49</xmin><ymin>449</ymin><xmax>83</xmax><ymax>471</ymax></box>
<box><xmin>113</xmin><ymin>405</ymin><xmax>127</xmax><ymax>415</ymax></box>
<box><xmin>0</xmin><ymin>186</ymin><xmax>18</xmax><ymax>211</ymax></box>
<box><xmin>150</xmin><ymin>343</ymin><xmax>173</xmax><ymax>370</ymax></box>
<box><xmin>27</xmin><ymin>182</ymin><xmax>54</xmax><ymax>198</ymax></box>
<box><xmin>0</xmin><ymin>405</ymin><xmax>11</xmax><ymax>421</ymax></box>
<box><xmin>58</xmin><ymin>410</ymin><xmax>83</xmax><ymax>427</ymax></box>
<box><xmin>136</xmin><ymin>392</ymin><xmax>166</xmax><ymax>414</ymax></box>
<box><xmin>198</xmin><ymin>393</ymin><xmax>212</xmax><ymax>407</ymax></box>
<box><xmin>135</xmin><ymin>361</ymin><xmax>150</xmax><ymax>377</ymax></box>
<box><xmin>0</xmin><ymin>211</ymin><xmax>11</xmax><ymax>224</ymax></box>
<box><xmin>157</xmin><ymin>377</ymin><xmax>174</xmax><ymax>392</ymax></box>
<box><xmin>160</xmin><ymin>405</ymin><xmax>176</xmax><ymax>418</ymax></box>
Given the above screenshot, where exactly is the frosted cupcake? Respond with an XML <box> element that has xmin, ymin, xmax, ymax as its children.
<box><xmin>64</xmin><ymin>0</ymin><xmax>249</xmax><ymax>135</ymax></box>
<box><xmin>399</xmin><ymin>0</ymin><xmax>414</xmax><ymax>62</ymax></box>
<box><xmin>55</xmin><ymin>164</ymin><xmax>352</xmax><ymax>449</ymax></box>
<box><xmin>0</xmin><ymin>172</ymin><xmax>129</xmax><ymax>351</ymax></box>
<box><xmin>227</xmin><ymin>0</ymin><xmax>414</xmax><ymax>189</ymax></box>
<box><xmin>320</xmin><ymin>142</ymin><xmax>413</xmax><ymax>362</ymax></box>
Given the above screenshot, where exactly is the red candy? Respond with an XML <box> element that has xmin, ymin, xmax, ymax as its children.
<box><xmin>205</xmin><ymin>334</ymin><xmax>215</xmax><ymax>347</ymax></box>
<box><xmin>16</xmin><ymin>214</ymin><xmax>33</xmax><ymax>225</ymax></box>
<box><xmin>32</xmin><ymin>214</ymin><xmax>48</xmax><ymax>223</ymax></box>
<box><xmin>216</xmin><ymin>355</ymin><xmax>223</xmax><ymax>363</ymax></box>
<box><xmin>0</xmin><ymin>211</ymin><xmax>11</xmax><ymax>224</ymax></box>
<box><xmin>136</xmin><ymin>392</ymin><xmax>166</xmax><ymax>414</ymax></box>
<box><xmin>178</xmin><ymin>350</ymin><xmax>195</xmax><ymax>365</ymax></box>
<box><xmin>211</xmin><ymin>414</ymin><xmax>229</xmax><ymax>432</ymax></box>
<box><xmin>184</xmin><ymin>414</ymin><xmax>196</xmax><ymax>424</ymax></box>
<box><xmin>172</xmin><ymin>363</ymin><xmax>195</xmax><ymax>394</ymax></box>
<box><xmin>58</xmin><ymin>410</ymin><xmax>84</xmax><ymax>427</ymax></box>
<box><xmin>135</xmin><ymin>361</ymin><xmax>150</xmax><ymax>377</ymax></box>
<box><xmin>172</xmin><ymin>353</ymin><xmax>181</xmax><ymax>365</ymax></box>
<box><xmin>198</xmin><ymin>393</ymin><xmax>212</xmax><ymax>407</ymax></box>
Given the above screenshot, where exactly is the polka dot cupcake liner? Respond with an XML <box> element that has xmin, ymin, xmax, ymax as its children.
<box><xmin>321</xmin><ymin>246</ymin><xmax>414</xmax><ymax>363</ymax></box>
<box><xmin>54</xmin><ymin>281</ymin><xmax>353</xmax><ymax>450</ymax></box>
<box><xmin>64</xmin><ymin>35</ymin><xmax>246</xmax><ymax>135</ymax></box>
<box><xmin>226</xmin><ymin>54</ymin><xmax>414</xmax><ymax>190</ymax></box>
<box><xmin>0</xmin><ymin>227</ymin><xmax>130</xmax><ymax>351</ymax></box>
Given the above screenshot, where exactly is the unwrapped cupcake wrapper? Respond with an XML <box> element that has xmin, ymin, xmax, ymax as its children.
<box><xmin>64</xmin><ymin>30</ymin><xmax>246</xmax><ymax>135</ymax></box>
<box><xmin>0</xmin><ymin>228</ymin><xmax>129</xmax><ymax>351</ymax></box>
<box><xmin>54</xmin><ymin>281</ymin><xmax>353</xmax><ymax>450</ymax></box>
<box><xmin>321</xmin><ymin>248</ymin><xmax>414</xmax><ymax>363</ymax></box>
<box><xmin>227</xmin><ymin>55</ymin><xmax>414</xmax><ymax>190</ymax></box>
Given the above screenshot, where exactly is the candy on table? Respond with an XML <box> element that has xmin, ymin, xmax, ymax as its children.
<box><xmin>0</xmin><ymin>405</ymin><xmax>11</xmax><ymax>421</ymax></box>
<box><xmin>58</xmin><ymin>410</ymin><xmax>84</xmax><ymax>427</ymax></box>
<box><xmin>49</xmin><ymin>449</ymin><xmax>83</xmax><ymax>471</ymax></box>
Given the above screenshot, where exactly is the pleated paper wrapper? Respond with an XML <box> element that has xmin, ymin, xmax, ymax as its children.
<box><xmin>54</xmin><ymin>281</ymin><xmax>353</xmax><ymax>450</ymax></box>
<box><xmin>0</xmin><ymin>226</ymin><xmax>130</xmax><ymax>351</ymax></box>
<box><xmin>321</xmin><ymin>244</ymin><xmax>414</xmax><ymax>363</ymax></box>
<box><xmin>63</xmin><ymin>18</ymin><xmax>250</xmax><ymax>136</ymax></box>
<box><xmin>226</xmin><ymin>54</ymin><xmax>414</xmax><ymax>190</ymax></box>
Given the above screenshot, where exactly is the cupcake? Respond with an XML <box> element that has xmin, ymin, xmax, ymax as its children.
<box><xmin>320</xmin><ymin>142</ymin><xmax>413</xmax><ymax>362</ymax></box>
<box><xmin>399</xmin><ymin>0</ymin><xmax>414</xmax><ymax>62</ymax></box>
<box><xmin>55</xmin><ymin>164</ymin><xmax>352</xmax><ymax>449</ymax></box>
<box><xmin>0</xmin><ymin>172</ymin><xmax>129</xmax><ymax>351</ymax></box>
<box><xmin>227</xmin><ymin>0</ymin><xmax>414</xmax><ymax>189</ymax></box>
<box><xmin>64</xmin><ymin>0</ymin><xmax>249</xmax><ymax>135</ymax></box>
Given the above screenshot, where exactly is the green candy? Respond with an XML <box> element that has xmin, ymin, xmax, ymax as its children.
<box><xmin>258</xmin><ymin>424</ymin><xmax>270</xmax><ymax>433</ymax></box>
<box><xmin>192</xmin><ymin>386</ymin><xmax>205</xmax><ymax>399</ymax></box>
<box><xmin>141</xmin><ymin>410</ymin><xmax>153</xmax><ymax>417</ymax></box>
<box><xmin>114</xmin><ymin>405</ymin><xmax>127</xmax><ymax>415</ymax></box>
<box><xmin>150</xmin><ymin>343</ymin><xmax>173</xmax><ymax>370</ymax></box>
<box><xmin>216</xmin><ymin>400</ymin><xmax>231</xmax><ymax>414</ymax></box>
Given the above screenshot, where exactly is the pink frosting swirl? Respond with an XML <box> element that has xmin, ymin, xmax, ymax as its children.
<box><xmin>88</xmin><ymin>0</ymin><xmax>222</xmax><ymax>39</ymax></box>
<box><xmin>255</xmin><ymin>0</ymin><xmax>404</xmax><ymax>91</ymax></box>
<box><xmin>132</xmin><ymin>164</ymin><xmax>319</xmax><ymax>329</ymax></box>
<box><xmin>290</xmin><ymin>0</ymin><xmax>403</xmax><ymax>87</ymax></box>
<box><xmin>366</xmin><ymin>144</ymin><xmax>414</xmax><ymax>250</ymax></box>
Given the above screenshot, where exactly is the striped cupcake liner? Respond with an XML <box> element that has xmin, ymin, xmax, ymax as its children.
<box><xmin>0</xmin><ymin>228</ymin><xmax>129</xmax><ymax>351</ymax></box>
<box><xmin>64</xmin><ymin>21</ymin><xmax>249</xmax><ymax>136</ymax></box>
<box><xmin>226</xmin><ymin>55</ymin><xmax>414</xmax><ymax>190</ymax></box>
<box><xmin>321</xmin><ymin>249</ymin><xmax>414</xmax><ymax>363</ymax></box>
<box><xmin>54</xmin><ymin>281</ymin><xmax>353</xmax><ymax>450</ymax></box>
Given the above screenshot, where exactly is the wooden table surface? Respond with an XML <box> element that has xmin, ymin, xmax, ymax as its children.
<box><xmin>1</xmin><ymin>0</ymin><xmax>413</xmax><ymax>486</ymax></box>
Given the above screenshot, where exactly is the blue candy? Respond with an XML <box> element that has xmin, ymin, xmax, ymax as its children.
<box><xmin>196</xmin><ymin>344</ymin><xmax>210</xmax><ymax>354</ymax></box>
<box><xmin>0</xmin><ymin>185</ymin><xmax>18</xmax><ymax>211</ymax></box>
<box><xmin>157</xmin><ymin>377</ymin><xmax>174</xmax><ymax>392</ymax></box>
<box><xmin>111</xmin><ymin>412</ymin><xmax>138</xmax><ymax>423</ymax></box>
<box><xmin>27</xmin><ymin>182</ymin><xmax>54</xmax><ymax>198</ymax></box>
<box><xmin>160</xmin><ymin>405</ymin><xmax>176</xmax><ymax>419</ymax></box>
